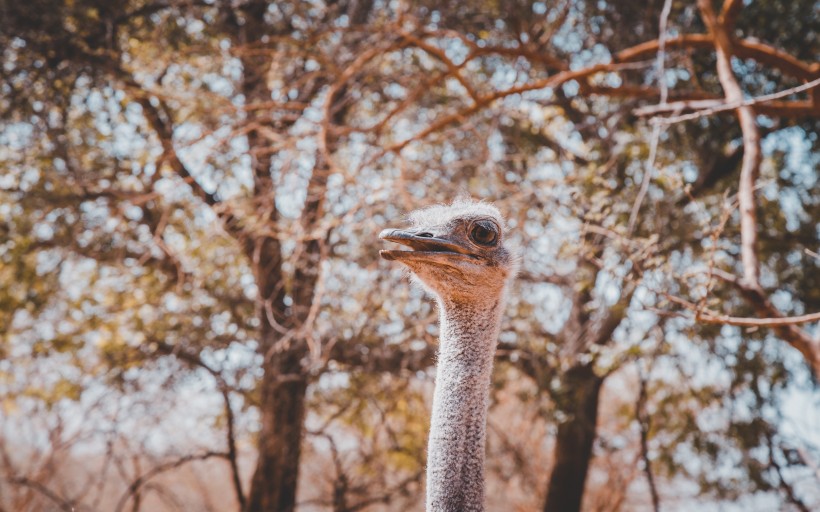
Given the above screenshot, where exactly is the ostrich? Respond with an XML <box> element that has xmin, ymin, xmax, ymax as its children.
<box><xmin>379</xmin><ymin>199</ymin><xmax>517</xmax><ymax>512</ymax></box>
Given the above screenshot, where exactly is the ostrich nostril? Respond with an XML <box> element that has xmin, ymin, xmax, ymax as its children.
<box><xmin>417</xmin><ymin>232</ymin><xmax>434</xmax><ymax>238</ymax></box>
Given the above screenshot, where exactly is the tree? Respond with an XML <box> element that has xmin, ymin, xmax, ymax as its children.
<box><xmin>1</xmin><ymin>0</ymin><xmax>817</xmax><ymax>511</ymax></box>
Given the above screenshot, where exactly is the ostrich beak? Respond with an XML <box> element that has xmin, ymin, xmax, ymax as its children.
<box><xmin>379</xmin><ymin>229</ymin><xmax>475</xmax><ymax>263</ymax></box>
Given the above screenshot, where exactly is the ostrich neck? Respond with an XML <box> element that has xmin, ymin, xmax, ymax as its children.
<box><xmin>427</xmin><ymin>295</ymin><xmax>504</xmax><ymax>512</ymax></box>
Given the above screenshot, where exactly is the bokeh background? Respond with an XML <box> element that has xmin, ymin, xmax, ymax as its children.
<box><xmin>1</xmin><ymin>0</ymin><xmax>818</xmax><ymax>511</ymax></box>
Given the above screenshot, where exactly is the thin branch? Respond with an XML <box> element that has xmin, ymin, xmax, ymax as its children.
<box><xmin>5</xmin><ymin>477</ymin><xmax>74</xmax><ymax>512</ymax></box>
<box><xmin>398</xmin><ymin>31</ymin><xmax>480</xmax><ymax>102</ymax></box>
<box><xmin>766</xmin><ymin>435</ymin><xmax>811</xmax><ymax>512</ymax></box>
<box><xmin>636</xmin><ymin>368</ymin><xmax>661</xmax><ymax>512</ymax></box>
<box><xmin>580</xmin><ymin>83</ymin><xmax>719</xmax><ymax>102</ymax></box>
<box><xmin>149</xmin><ymin>341</ymin><xmax>246</xmax><ymax>510</ymax></box>
<box><xmin>640</xmin><ymin>77</ymin><xmax>820</xmax><ymax>124</ymax></box>
<box><xmin>113</xmin><ymin>452</ymin><xmax>229</xmax><ymax>512</ymax></box>
<box><xmin>366</xmin><ymin>60</ymin><xmax>654</xmax><ymax>165</ymax></box>
<box><xmin>663</xmin><ymin>292</ymin><xmax>820</xmax><ymax>327</ymax></box>
<box><xmin>424</xmin><ymin>27</ymin><xmax>568</xmax><ymax>71</ymax></box>
<box><xmin>698</xmin><ymin>310</ymin><xmax>820</xmax><ymax>327</ymax></box>
<box><xmin>108</xmin><ymin>66</ymin><xmax>247</xmax><ymax>243</ymax></box>
<box><xmin>129</xmin><ymin>94</ymin><xmax>218</xmax><ymax>207</ymax></box>
<box><xmin>657</xmin><ymin>285</ymin><xmax>820</xmax><ymax>372</ymax></box>
<box><xmin>616</xmin><ymin>34</ymin><xmax>820</xmax><ymax>81</ymax></box>
<box><xmin>656</xmin><ymin>0</ymin><xmax>674</xmax><ymax>106</ymax></box>
<box><xmin>221</xmin><ymin>385</ymin><xmax>245</xmax><ymax>512</ymax></box>
<box><xmin>628</xmin><ymin>122</ymin><xmax>661</xmax><ymax>234</ymax></box>
<box><xmin>707</xmin><ymin>270</ymin><xmax>820</xmax><ymax>378</ymax></box>
<box><xmin>718</xmin><ymin>0</ymin><xmax>745</xmax><ymax>32</ymax></box>
<box><xmin>627</xmin><ymin>0</ymin><xmax>673</xmax><ymax>235</ymax></box>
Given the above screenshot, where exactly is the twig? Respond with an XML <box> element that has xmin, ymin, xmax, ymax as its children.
<box><xmin>617</xmin><ymin>34</ymin><xmax>818</xmax><ymax>82</ymax></box>
<box><xmin>698</xmin><ymin>190</ymin><xmax>734</xmax><ymax>313</ymax></box>
<box><xmin>636</xmin><ymin>366</ymin><xmax>661</xmax><ymax>512</ymax></box>
<box><xmin>5</xmin><ymin>477</ymin><xmax>74</xmax><ymax>512</ymax></box>
<box><xmin>360</xmin><ymin>60</ymin><xmax>658</xmax><ymax>168</ymax></box>
<box><xmin>149</xmin><ymin>341</ymin><xmax>246</xmax><ymax>509</ymax></box>
<box><xmin>708</xmin><ymin>270</ymin><xmax>820</xmax><ymax>377</ymax></box>
<box><xmin>642</xmin><ymin>77</ymin><xmax>820</xmax><ymax>124</ymax></box>
<box><xmin>627</xmin><ymin>0</ymin><xmax>673</xmax><ymax>235</ymax></box>
<box><xmin>656</xmin><ymin>0</ymin><xmax>674</xmax><ymax>106</ymax></box>
<box><xmin>663</xmin><ymin>292</ymin><xmax>820</xmax><ymax>327</ymax></box>
<box><xmin>113</xmin><ymin>452</ymin><xmax>229</xmax><ymax>512</ymax></box>
<box><xmin>699</xmin><ymin>311</ymin><xmax>820</xmax><ymax>327</ymax></box>
<box><xmin>766</xmin><ymin>435</ymin><xmax>811</xmax><ymax>512</ymax></box>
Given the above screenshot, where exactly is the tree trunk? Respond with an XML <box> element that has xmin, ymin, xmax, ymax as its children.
<box><xmin>229</xmin><ymin>2</ymin><xmax>313</xmax><ymax>508</ymax></box>
<box><xmin>543</xmin><ymin>363</ymin><xmax>604</xmax><ymax>512</ymax></box>
<box><xmin>237</xmin><ymin>1</ymin><xmax>369</xmax><ymax>507</ymax></box>
<box><xmin>247</xmin><ymin>332</ymin><xmax>309</xmax><ymax>512</ymax></box>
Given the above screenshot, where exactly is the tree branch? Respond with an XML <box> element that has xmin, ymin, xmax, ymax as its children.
<box><xmin>398</xmin><ymin>31</ymin><xmax>480</xmax><ymax>103</ymax></box>
<box><xmin>636</xmin><ymin>369</ymin><xmax>661</xmax><ymax>512</ymax></box>
<box><xmin>372</xmin><ymin>60</ymin><xmax>653</xmax><ymax>161</ymax></box>
<box><xmin>698</xmin><ymin>309</ymin><xmax>820</xmax><ymax>327</ymax></box>
<box><xmin>766</xmin><ymin>434</ymin><xmax>811</xmax><ymax>512</ymax></box>
<box><xmin>111</xmin><ymin>69</ymin><xmax>248</xmax><ymax>243</ymax></box>
<box><xmin>636</xmin><ymin>77</ymin><xmax>820</xmax><ymax>123</ymax></box>
<box><xmin>113</xmin><ymin>452</ymin><xmax>229</xmax><ymax>512</ymax></box>
<box><xmin>5</xmin><ymin>477</ymin><xmax>74</xmax><ymax>512</ymax></box>
<box><xmin>698</xmin><ymin>0</ymin><xmax>762</xmax><ymax>286</ymax></box>
<box><xmin>130</xmin><ymin>92</ymin><xmax>220</xmax><ymax>207</ymax></box>
<box><xmin>627</xmin><ymin>0</ymin><xmax>673</xmax><ymax>235</ymax></box>
<box><xmin>664</xmin><ymin>287</ymin><xmax>820</xmax><ymax>378</ymax></box>
<box><xmin>148</xmin><ymin>341</ymin><xmax>245</xmax><ymax>510</ymax></box>
<box><xmin>718</xmin><ymin>0</ymin><xmax>745</xmax><ymax>32</ymax></box>
<box><xmin>617</xmin><ymin>34</ymin><xmax>820</xmax><ymax>82</ymax></box>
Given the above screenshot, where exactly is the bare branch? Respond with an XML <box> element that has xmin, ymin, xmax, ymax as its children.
<box><xmin>398</xmin><ymin>31</ymin><xmax>480</xmax><ymax>103</ymax></box>
<box><xmin>698</xmin><ymin>0</ymin><xmax>762</xmax><ymax>286</ymax></box>
<box><xmin>662</xmin><ymin>287</ymin><xmax>820</xmax><ymax>378</ymax></box>
<box><xmin>638</xmin><ymin>77</ymin><xmax>820</xmax><ymax>123</ymax></box>
<box><xmin>371</xmin><ymin>60</ymin><xmax>655</xmax><ymax>162</ymax></box>
<box><xmin>148</xmin><ymin>341</ymin><xmax>246</xmax><ymax>510</ymax></box>
<box><xmin>5</xmin><ymin>476</ymin><xmax>74</xmax><ymax>512</ymax></box>
<box><xmin>636</xmin><ymin>368</ymin><xmax>661</xmax><ymax>512</ymax></box>
<box><xmin>113</xmin><ymin>452</ymin><xmax>229</xmax><ymax>512</ymax></box>
<box><xmin>627</xmin><ymin>0</ymin><xmax>673</xmax><ymax>235</ymax></box>
<box><xmin>130</xmin><ymin>92</ymin><xmax>220</xmax><ymax>208</ymax></box>
<box><xmin>617</xmin><ymin>34</ymin><xmax>820</xmax><ymax>82</ymax></box>
<box><xmin>664</xmin><ymin>291</ymin><xmax>820</xmax><ymax>327</ymax></box>
<box><xmin>766</xmin><ymin>435</ymin><xmax>812</xmax><ymax>512</ymax></box>
<box><xmin>699</xmin><ymin>309</ymin><xmax>820</xmax><ymax>327</ymax></box>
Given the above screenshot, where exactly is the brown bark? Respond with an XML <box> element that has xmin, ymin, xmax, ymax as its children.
<box><xmin>248</xmin><ymin>337</ymin><xmax>309</xmax><ymax>512</ymax></box>
<box><xmin>635</xmin><ymin>98</ymin><xmax>820</xmax><ymax>121</ymax></box>
<box><xmin>543</xmin><ymin>363</ymin><xmax>604</xmax><ymax>512</ymax></box>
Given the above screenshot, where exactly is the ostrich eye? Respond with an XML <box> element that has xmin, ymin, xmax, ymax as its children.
<box><xmin>469</xmin><ymin>220</ymin><xmax>499</xmax><ymax>246</ymax></box>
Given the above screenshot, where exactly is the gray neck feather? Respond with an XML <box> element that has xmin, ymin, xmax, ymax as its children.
<box><xmin>426</xmin><ymin>296</ymin><xmax>504</xmax><ymax>512</ymax></box>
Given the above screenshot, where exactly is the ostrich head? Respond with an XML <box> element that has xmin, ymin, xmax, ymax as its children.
<box><xmin>379</xmin><ymin>199</ymin><xmax>517</xmax><ymax>303</ymax></box>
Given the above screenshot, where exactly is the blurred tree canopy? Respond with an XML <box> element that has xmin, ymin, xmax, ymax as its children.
<box><xmin>0</xmin><ymin>0</ymin><xmax>818</xmax><ymax>511</ymax></box>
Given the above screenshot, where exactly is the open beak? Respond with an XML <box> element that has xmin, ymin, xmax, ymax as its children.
<box><xmin>379</xmin><ymin>229</ymin><xmax>476</xmax><ymax>263</ymax></box>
